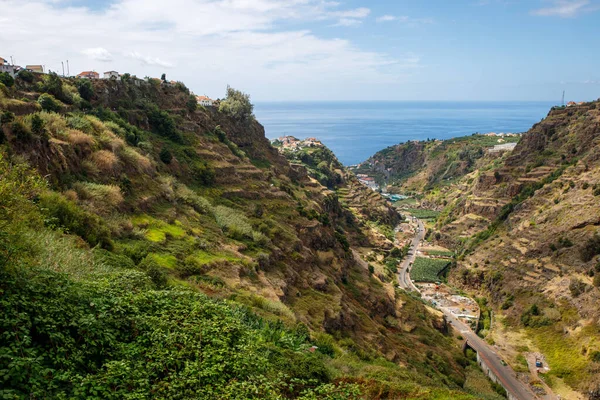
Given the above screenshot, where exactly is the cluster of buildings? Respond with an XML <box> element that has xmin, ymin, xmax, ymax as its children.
<box><xmin>567</xmin><ymin>101</ymin><xmax>586</xmax><ymax>107</ymax></box>
<box><xmin>482</xmin><ymin>132</ymin><xmax>520</xmax><ymax>137</ymax></box>
<box><xmin>355</xmin><ymin>174</ymin><xmax>380</xmax><ymax>191</ymax></box>
<box><xmin>274</xmin><ymin>136</ymin><xmax>323</xmax><ymax>151</ymax></box>
<box><xmin>1</xmin><ymin>55</ymin><xmax>216</xmax><ymax>106</ymax></box>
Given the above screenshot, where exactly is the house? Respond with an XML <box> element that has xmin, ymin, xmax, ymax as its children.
<box><xmin>196</xmin><ymin>95</ymin><xmax>214</xmax><ymax>107</ymax></box>
<box><xmin>567</xmin><ymin>101</ymin><xmax>576</xmax><ymax>107</ymax></box>
<box><xmin>103</xmin><ymin>71</ymin><xmax>119</xmax><ymax>79</ymax></box>
<box><xmin>26</xmin><ymin>65</ymin><xmax>44</xmax><ymax>73</ymax></box>
<box><xmin>77</xmin><ymin>71</ymin><xmax>99</xmax><ymax>79</ymax></box>
<box><xmin>0</xmin><ymin>57</ymin><xmax>7</xmax><ymax>66</ymax></box>
<box><xmin>0</xmin><ymin>64</ymin><xmax>17</xmax><ymax>77</ymax></box>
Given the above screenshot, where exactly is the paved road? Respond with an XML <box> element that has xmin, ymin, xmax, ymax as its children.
<box><xmin>396</xmin><ymin>217</ymin><xmax>537</xmax><ymax>400</ymax></box>
<box><xmin>396</xmin><ymin>217</ymin><xmax>425</xmax><ymax>292</ymax></box>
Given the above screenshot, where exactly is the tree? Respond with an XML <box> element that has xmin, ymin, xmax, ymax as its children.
<box><xmin>218</xmin><ymin>86</ymin><xmax>254</xmax><ymax>121</ymax></box>
<box><xmin>161</xmin><ymin>73</ymin><xmax>166</xmax><ymax>82</ymax></box>
<box><xmin>76</xmin><ymin>79</ymin><xmax>94</xmax><ymax>101</ymax></box>
<box><xmin>186</xmin><ymin>94</ymin><xmax>198</xmax><ymax>112</ymax></box>
<box><xmin>31</xmin><ymin>114</ymin><xmax>45</xmax><ymax>135</ymax></box>
<box><xmin>0</xmin><ymin>72</ymin><xmax>15</xmax><ymax>87</ymax></box>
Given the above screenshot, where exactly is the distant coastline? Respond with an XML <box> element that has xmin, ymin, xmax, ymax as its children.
<box><xmin>255</xmin><ymin>101</ymin><xmax>554</xmax><ymax>165</ymax></box>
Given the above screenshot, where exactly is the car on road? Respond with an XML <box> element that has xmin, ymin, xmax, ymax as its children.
<box><xmin>500</xmin><ymin>360</ymin><xmax>507</xmax><ymax>366</ymax></box>
<box><xmin>535</xmin><ymin>360</ymin><xmax>543</xmax><ymax>368</ymax></box>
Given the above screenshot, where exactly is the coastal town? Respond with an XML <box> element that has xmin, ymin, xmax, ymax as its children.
<box><xmin>0</xmin><ymin>56</ymin><xmax>216</xmax><ymax>106</ymax></box>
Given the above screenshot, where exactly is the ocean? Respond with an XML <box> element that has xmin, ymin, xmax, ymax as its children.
<box><xmin>253</xmin><ymin>101</ymin><xmax>555</xmax><ymax>166</ymax></box>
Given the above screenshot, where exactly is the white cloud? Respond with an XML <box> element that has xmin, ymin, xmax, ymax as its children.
<box><xmin>127</xmin><ymin>51</ymin><xmax>173</xmax><ymax>68</ymax></box>
<box><xmin>531</xmin><ymin>0</ymin><xmax>591</xmax><ymax>17</ymax></box>
<box><xmin>376</xmin><ymin>15</ymin><xmax>397</xmax><ymax>22</ymax></box>
<box><xmin>0</xmin><ymin>0</ymin><xmax>420</xmax><ymax>99</ymax></box>
<box><xmin>82</xmin><ymin>47</ymin><xmax>113</xmax><ymax>62</ymax></box>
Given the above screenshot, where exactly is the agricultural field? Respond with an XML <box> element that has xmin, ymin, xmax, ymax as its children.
<box><xmin>405</xmin><ymin>208</ymin><xmax>440</xmax><ymax>220</ymax></box>
<box><xmin>410</xmin><ymin>257</ymin><xmax>451</xmax><ymax>282</ymax></box>
<box><xmin>422</xmin><ymin>249</ymin><xmax>455</xmax><ymax>258</ymax></box>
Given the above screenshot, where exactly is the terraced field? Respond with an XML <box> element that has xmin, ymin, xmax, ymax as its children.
<box><xmin>411</xmin><ymin>257</ymin><xmax>451</xmax><ymax>282</ymax></box>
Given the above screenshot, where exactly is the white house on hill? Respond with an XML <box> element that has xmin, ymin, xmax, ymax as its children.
<box><xmin>196</xmin><ymin>95</ymin><xmax>214</xmax><ymax>107</ymax></box>
<box><xmin>103</xmin><ymin>71</ymin><xmax>119</xmax><ymax>79</ymax></box>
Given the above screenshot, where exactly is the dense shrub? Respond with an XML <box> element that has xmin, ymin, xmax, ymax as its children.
<box><xmin>146</xmin><ymin>104</ymin><xmax>182</xmax><ymax>143</ymax></box>
<box><xmin>38</xmin><ymin>191</ymin><xmax>113</xmax><ymax>250</ymax></box>
<box><xmin>569</xmin><ymin>278</ymin><xmax>587</xmax><ymax>297</ymax></box>
<box><xmin>40</xmin><ymin>72</ymin><xmax>72</xmax><ymax>104</ymax></box>
<box><xmin>17</xmin><ymin>69</ymin><xmax>34</xmax><ymax>83</ymax></box>
<box><xmin>37</xmin><ymin>93</ymin><xmax>61</xmax><ymax>112</ymax></box>
<box><xmin>0</xmin><ymin>263</ymin><xmax>349</xmax><ymax>399</ymax></box>
<box><xmin>0</xmin><ymin>72</ymin><xmax>15</xmax><ymax>87</ymax></box>
<box><xmin>520</xmin><ymin>304</ymin><xmax>551</xmax><ymax>328</ymax></box>
<box><xmin>580</xmin><ymin>233</ymin><xmax>600</xmax><ymax>262</ymax></box>
<box><xmin>186</xmin><ymin>94</ymin><xmax>198</xmax><ymax>112</ymax></box>
<box><xmin>75</xmin><ymin>78</ymin><xmax>94</xmax><ymax>101</ymax></box>
<box><xmin>159</xmin><ymin>147</ymin><xmax>173</xmax><ymax>164</ymax></box>
<box><xmin>11</xmin><ymin>121</ymin><xmax>32</xmax><ymax>142</ymax></box>
<box><xmin>191</xmin><ymin>160</ymin><xmax>215</xmax><ymax>185</ymax></box>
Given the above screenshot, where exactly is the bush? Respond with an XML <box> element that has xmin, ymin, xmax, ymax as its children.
<box><xmin>580</xmin><ymin>234</ymin><xmax>600</xmax><ymax>262</ymax></box>
<box><xmin>191</xmin><ymin>161</ymin><xmax>215</xmax><ymax>185</ymax></box>
<box><xmin>76</xmin><ymin>78</ymin><xmax>94</xmax><ymax>101</ymax></box>
<box><xmin>38</xmin><ymin>191</ymin><xmax>113</xmax><ymax>250</ymax></box>
<box><xmin>186</xmin><ymin>94</ymin><xmax>198</xmax><ymax>112</ymax></box>
<box><xmin>17</xmin><ymin>69</ymin><xmax>34</xmax><ymax>83</ymax></box>
<box><xmin>520</xmin><ymin>304</ymin><xmax>551</xmax><ymax>328</ymax></box>
<box><xmin>159</xmin><ymin>147</ymin><xmax>173</xmax><ymax>164</ymax></box>
<box><xmin>146</xmin><ymin>104</ymin><xmax>182</xmax><ymax>143</ymax></box>
<box><xmin>594</xmin><ymin>274</ymin><xmax>600</xmax><ymax>288</ymax></box>
<box><xmin>38</xmin><ymin>93</ymin><xmax>61</xmax><ymax>112</ymax></box>
<box><xmin>0</xmin><ymin>72</ymin><xmax>15</xmax><ymax>87</ymax></box>
<box><xmin>41</xmin><ymin>72</ymin><xmax>72</xmax><ymax>104</ymax></box>
<box><xmin>11</xmin><ymin>121</ymin><xmax>32</xmax><ymax>142</ymax></box>
<box><xmin>218</xmin><ymin>86</ymin><xmax>254</xmax><ymax>121</ymax></box>
<box><xmin>138</xmin><ymin>256</ymin><xmax>168</xmax><ymax>288</ymax></box>
<box><xmin>1</xmin><ymin>110</ymin><xmax>15</xmax><ymax>124</ymax></box>
<box><xmin>569</xmin><ymin>278</ymin><xmax>587</xmax><ymax>297</ymax></box>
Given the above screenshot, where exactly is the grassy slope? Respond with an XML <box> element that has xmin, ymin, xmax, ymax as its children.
<box><xmin>0</xmin><ymin>75</ymin><xmax>479</xmax><ymax>398</ymax></box>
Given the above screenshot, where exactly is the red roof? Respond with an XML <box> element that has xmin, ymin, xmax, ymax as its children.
<box><xmin>77</xmin><ymin>71</ymin><xmax>99</xmax><ymax>77</ymax></box>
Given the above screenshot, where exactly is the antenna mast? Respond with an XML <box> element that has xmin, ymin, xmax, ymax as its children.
<box><xmin>562</xmin><ymin>90</ymin><xmax>565</xmax><ymax>106</ymax></box>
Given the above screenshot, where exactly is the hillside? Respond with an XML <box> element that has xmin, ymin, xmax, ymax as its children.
<box><xmin>0</xmin><ymin>72</ymin><xmax>485</xmax><ymax>398</ymax></box>
<box><xmin>359</xmin><ymin>102</ymin><xmax>600</xmax><ymax>398</ymax></box>
<box><xmin>353</xmin><ymin>133</ymin><xmax>521</xmax><ymax>194</ymax></box>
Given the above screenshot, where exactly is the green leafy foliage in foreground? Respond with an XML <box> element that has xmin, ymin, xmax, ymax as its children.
<box><xmin>0</xmin><ymin>251</ymin><xmax>360</xmax><ymax>399</ymax></box>
<box><xmin>410</xmin><ymin>257</ymin><xmax>451</xmax><ymax>283</ymax></box>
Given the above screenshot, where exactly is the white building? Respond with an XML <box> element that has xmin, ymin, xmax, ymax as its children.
<box><xmin>196</xmin><ymin>95</ymin><xmax>214</xmax><ymax>107</ymax></box>
<box><xmin>103</xmin><ymin>71</ymin><xmax>119</xmax><ymax>79</ymax></box>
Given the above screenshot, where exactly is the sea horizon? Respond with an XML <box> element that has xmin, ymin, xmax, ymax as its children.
<box><xmin>254</xmin><ymin>100</ymin><xmax>556</xmax><ymax>165</ymax></box>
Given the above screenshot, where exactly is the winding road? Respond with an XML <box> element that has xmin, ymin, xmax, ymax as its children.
<box><xmin>396</xmin><ymin>217</ymin><xmax>537</xmax><ymax>400</ymax></box>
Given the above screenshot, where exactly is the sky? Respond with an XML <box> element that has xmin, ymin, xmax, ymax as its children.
<box><xmin>1</xmin><ymin>0</ymin><xmax>599</xmax><ymax>101</ymax></box>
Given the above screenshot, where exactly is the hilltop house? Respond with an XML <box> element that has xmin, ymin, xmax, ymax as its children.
<box><xmin>103</xmin><ymin>71</ymin><xmax>119</xmax><ymax>79</ymax></box>
<box><xmin>26</xmin><ymin>65</ymin><xmax>44</xmax><ymax>73</ymax></box>
<box><xmin>0</xmin><ymin>57</ymin><xmax>7</xmax><ymax>66</ymax></box>
<box><xmin>196</xmin><ymin>95</ymin><xmax>214</xmax><ymax>107</ymax></box>
<box><xmin>77</xmin><ymin>71</ymin><xmax>99</xmax><ymax>79</ymax></box>
<box><xmin>567</xmin><ymin>101</ymin><xmax>577</xmax><ymax>107</ymax></box>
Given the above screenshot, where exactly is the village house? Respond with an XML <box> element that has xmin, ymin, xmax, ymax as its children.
<box><xmin>77</xmin><ymin>71</ymin><xmax>99</xmax><ymax>79</ymax></box>
<box><xmin>0</xmin><ymin>58</ymin><xmax>19</xmax><ymax>77</ymax></box>
<box><xmin>303</xmin><ymin>137</ymin><xmax>322</xmax><ymax>147</ymax></box>
<box><xmin>567</xmin><ymin>101</ymin><xmax>577</xmax><ymax>107</ymax></box>
<box><xmin>103</xmin><ymin>71</ymin><xmax>119</xmax><ymax>79</ymax></box>
<box><xmin>26</xmin><ymin>65</ymin><xmax>44</xmax><ymax>73</ymax></box>
<box><xmin>358</xmin><ymin>176</ymin><xmax>379</xmax><ymax>191</ymax></box>
<box><xmin>0</xmin><ymin>57</ymin><xmax>7</xmax><ymax>66</ymax></box>
<box><xmin>196</xmin><ymin>95</ymin><xmax>214</xmax><ymax>107</ymax></box>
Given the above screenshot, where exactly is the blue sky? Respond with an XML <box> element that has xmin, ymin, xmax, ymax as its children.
<box><xmin>1</xmin><ymin>0</ymin><xmax>599</xmax><ymax>101</ymax></box>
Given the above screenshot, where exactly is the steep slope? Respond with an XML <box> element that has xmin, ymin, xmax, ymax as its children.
<box><xmin>358</xmin><ymin>102</ymin><xmax>600</xmax><ymax>398</ymax></box>
<box><xmin>0</xmin><ymin>73</ymin><xmax>478</xmax><ymax>398</ymax></box>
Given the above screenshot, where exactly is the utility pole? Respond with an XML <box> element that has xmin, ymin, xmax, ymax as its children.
<box><xmin>61</xmin><ymin>61</ymin><xmax>65</xmax><ymax>76</ymax></box>
<box><xmin>562</xmin><ymin>90</ymin><xmax>565</xmax><ymax>106</ymax></box>
<box><xmin>10</xmin><ymin>56</ymin><xmax>14</xmax><ymax>65</ymax></box>
<box><xmin>66</xmin><ymin>60</ymin><xmax>70</xmax><ymax>76</ymax></box>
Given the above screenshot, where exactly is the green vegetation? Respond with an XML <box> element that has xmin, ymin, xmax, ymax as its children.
<box><xmin>219</xmin><ymin>86</ymin><xmax>254</xmax><ymax>121</ymax></box>
<box><xmin>410</xmin><ymin>257</ymin><xmax>451</xmax><ymax>282</ymax></box>
<box><xmin>0</xmin><ymin>74</ymin><xmax>480</xmax><ymax>399</ymax></box>
<box><xmin>406</xmin><ymin>208</ymin><xmax>440</xmax><ymax>220</ymax></box>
